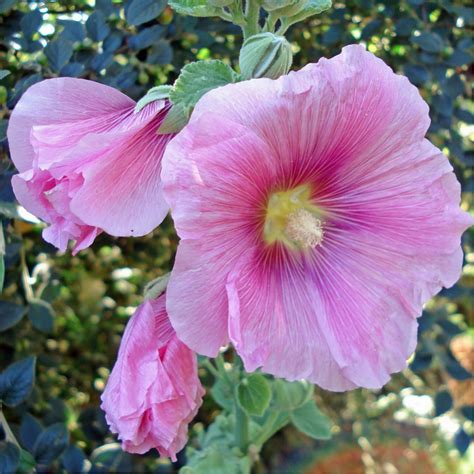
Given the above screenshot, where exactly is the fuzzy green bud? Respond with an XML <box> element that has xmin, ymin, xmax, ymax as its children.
<box><xmin>239</xmin><ymin>32</ymin><xmax>293</xmax><ymax>80</ymax></box>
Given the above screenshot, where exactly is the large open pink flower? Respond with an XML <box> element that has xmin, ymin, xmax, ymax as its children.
<box><xmin>8</xmin><ymin>78</ymin><xmax>173</xmax><ymax>253</ymax></box>
<box><xmin>162</xmin><ymin>45</ymin><xmax>473</xmax><ymax>391</ymax></box>
<box><xmin>101</xmin><ymin>294</ymin><xmax>204</xmax><ymax>459</ymax></box>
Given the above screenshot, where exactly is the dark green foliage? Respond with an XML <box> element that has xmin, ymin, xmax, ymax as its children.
<box><xmin>0</xmin><ymin>356</ymin><xmax>36</xmax><ymax>407</ymax></box>
<box><xmin>33</xmin><ymin>423</ymin><xmax>69</xmax><ymax>467</ymax></box>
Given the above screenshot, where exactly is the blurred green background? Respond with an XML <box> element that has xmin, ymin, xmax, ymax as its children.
<box><xmin>0</xmin><ymin>0</ymin><xmax>472</xmax><ymax>472</ymax></box>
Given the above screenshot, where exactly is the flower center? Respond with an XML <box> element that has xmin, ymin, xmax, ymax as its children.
<box><xmin>263</xmin><ymin>184</ymin><xmax>324</xmax><ymax>249</ymax></box>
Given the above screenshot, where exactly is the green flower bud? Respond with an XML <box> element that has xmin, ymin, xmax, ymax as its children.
<box><xmin>239</xmin><ymin>32</ymin><xmax>293</xmax><ymax>80</ymax></box>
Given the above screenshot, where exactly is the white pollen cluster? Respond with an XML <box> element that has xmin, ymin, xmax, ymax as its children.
<box><xmin>285</xmin><ymin>209</ymin><xmax>323</xmax><ymax>249</ymax></box>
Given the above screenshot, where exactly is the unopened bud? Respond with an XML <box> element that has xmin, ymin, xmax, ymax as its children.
<box><xmin>239</xmin><ymin>32</ymin><xmax>293</xmax><ymax>80</ymax></box>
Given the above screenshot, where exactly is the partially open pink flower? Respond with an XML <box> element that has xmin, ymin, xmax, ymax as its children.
<box><xmin>101</xmin><ymin>294</ymin><xmax>204</xmax><ymax>459</ymax></box>
<box><xmin>162</xmin><ymin>45</ymin><xmax>473</xmax><ymax>391</ymax></box>
<box><xmin>8</xmin><ymin>78</ymin><xmax>173</xmax><ymax>253</ymax></box>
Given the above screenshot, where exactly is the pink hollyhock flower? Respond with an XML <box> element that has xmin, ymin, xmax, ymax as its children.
<box><xmin>162</xmin><ymin>45</ymin><xmax>473</xmax><ymax>391</ymax></box>
<box><xmin>101</xmin><ymin>294</ymin><xmax>204</xmax><ymax>459</ymax></box>
<box><xmin>8</xmin><ymin>78</ymin><xmax>174</xmax><ymax>253</ymax></box>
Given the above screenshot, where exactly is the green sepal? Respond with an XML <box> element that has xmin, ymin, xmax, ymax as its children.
<box><xmin>135</xmin><ymin>85</ymin><xmax>172</xmax><ymax>113</ymax></box>
<box><xmin>157</xmin><ymin>103</ymin><xmax>191</xmax><ymax>135</ymax></box>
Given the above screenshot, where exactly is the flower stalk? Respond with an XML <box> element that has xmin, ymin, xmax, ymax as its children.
<box><xmin>243</xmin><ymin>0</ymin><xmax>262</xmax><ymax>38</ymax></box>
<box><xmin>234</xmin><ymin>398</ymin><xmax>250</xmax><ymax>452</ymax></box>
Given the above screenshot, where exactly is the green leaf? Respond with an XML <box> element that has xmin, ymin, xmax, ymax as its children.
<box><xmin>263</xmin><ymin>0</ymin><xmax>300</xmax><ymax>11</ymax></box>
<box><xmin>0</xmin><ymin>442</ymin><xmax>20</xmax><ymax>473</ymax></box>
<box><xmin>44</xmin><ymin>38</ymin><xmax>73</xmax><ymax>72</ymax></box>
<box><xmin>33</xmin><ymin>423</ymin><xmax>69</xmax><ymax>466</ymax></box>
<box><xmin>263</xmin><ymin>0</ymin><xmax>308</xmax><ymax>17</ymax></box>
<box><xmin>0</xmin><ymin>356</ymin><xmax>36</xmax><ymax>407</ymax></box>
<box><xmin>28</xmin><ymin>299</ymin><xmax>55</xmax><ymax>334</ymax></box>
<box><xmin>20</xmin><ymin>10</ymin><xmax>43</xmax><ymax>39</ymax></box>
<box><xmin>170</xmin><ymin>60</ymin><xmax>238</xmax><ymax>109</ymax></box>
<box><xmin>126</xmin><ymin>0</ymin><xmax>167</xmax><ymax>26</ymax></box>
<box><xmin>157</xmin><ymin>103</ymin><xmax>191</xmax><ymax>134</ymax></box>
<box><xmin>182</xmin><ymin>441</ymin><xmax>251</xmax><ymax>474</ymax></box>
<box><xmin>86</xmin><ymin>11</ymin><xmax>110</xmax><ymax>41</ymax></box>
<box><xmin>62</xmin><ymin>445</ymin><xmax>86</xmax><ymax>474</ymax></box>
<box><xmin>135</xmin><ymin>85</ymin><xmax>172</xmax><ymax>113</ymax></box>
<box><xmin>20</xmin><ymin>414</ymin><xmax>43</xmax><ymax>453</ymax></box>
<box><xmin>286</xmin><ymin>0</ymin><xmax>332</xmax><ymax>21</ymax></box>
<box><xmin>0</xmin><ymin>301</ymin><xmax>27</xmax><ymax>332</ymax></box>
<box><xmin>412</xmin><ymin>32</ymin><xmax>444</xmax><ymax>53</ymax></box>
<box><xmin>168</xmin><ymin>0</ymin><xmax>222</xmax><ymax>18</ymax></box>
<box><xmin>237</xmin><ymin>374</ymin><xmax>272</xmax><ymax>417</ymax></box>
<box><xmin>272</xmin><ymin>379</ymin><xmax>313</xmax><ymax>410</ymax></box>
<box><xmin>290</xmin><ymin>400</ymin><xmax>332</xmax><ymax>440</ymax></box>
<box><xmin>211</xmin><ymin>379</ymin><xmax>234</xmax><ymax>411</ymax></box>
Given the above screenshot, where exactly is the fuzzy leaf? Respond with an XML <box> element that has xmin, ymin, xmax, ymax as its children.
<box><xmin>170</xmin><ymin>60</ymin><xmax>238</xmax><ymax>109</ymax></box>
<box><xmin>237</xmin><ymin>374</ymin><xmax>272</xmax><ymax>417</ymax></box>
<box><xmin>290</xmin><ymin>400</ymin><xmax>332</xmax><ymax>440</ymax></box>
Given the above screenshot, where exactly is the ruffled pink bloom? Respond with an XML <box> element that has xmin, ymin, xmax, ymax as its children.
<box><xmin>162</xmin><ymin>45</ymin><xmax>473</xmax><ymax>391</ymax></box>
<box><xmin>101</xmin><ymin>294</ymin><xmax>204</xmax><ymax>459</ymax></box>
<box><xmin>8</xmin><ymin>78</ymin><xmax>174</xmax><ymax>253</ymax></box>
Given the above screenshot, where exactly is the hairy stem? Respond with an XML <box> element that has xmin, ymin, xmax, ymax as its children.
<box><xmin>243</xmin><ymin>0</ymin><xmax>261</xmax><ymax>39</ymax></box>
<box><xmin>202</xmin><ymin>359</ymin><xmax>221</xmax><ymax>379</ymax></box>
<box><xmin>264</xmin><ymin>11</ymin><xmax>279</xmax><ymax>32</ymax></box>
<box><xmin>234</xmin><ymin>398</ymin><xmax>249</xmax><ymax>452</ymax></box>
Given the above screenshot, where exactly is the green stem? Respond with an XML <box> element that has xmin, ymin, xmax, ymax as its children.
<box><xmin>276</xmin><ymin>18</ymin><xmax>290</xmax><ymax>35</ymax></box>
<box><xmin>264</xmin><ymin>11</ymin><xmax>279</xmax><ymax>32</ymax></box>
<box><xmin>243</xmin><ymin>0</ymin><xmax>261</xmax><ymax>39</ymax></box>
<box><xmin>215</xmin><ymin>352</ymin><xmax>232</xmax><ymax>384</ymax></box>
<box><xmin>253</xmin><ymin>411</ymin><xmax>284</xmax><ymax>447</ymax></box>
<box><xmin>229</xmin><ymin>1</ymin><xmax>247</xmax><ymax>28</ymax></box>
<box><xmin>218</xmin><ymin>9</ymin><xmax>233</xmax><ymax>22</ymax></box>
<box><xmin>203</xmin><ymin>359</ymin><xmax>221</xmax><ymax>379</ymax></box>
<box><xmin>234</xmin><ymin>399</ymin><xmax>249</xmax><ymax>452</ymax></box>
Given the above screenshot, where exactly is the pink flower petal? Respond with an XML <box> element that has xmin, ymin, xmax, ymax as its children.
<box><xmin>162</xmin><ymin>45</ymin><xmax>473</xmax><ymax>390</ymax></box>
<box><xmin>8</xmin><ymin>78</ymin><xmax>133</xmax><ymax>173</ymax></box>
<box><xmin>9</xmin><ymin>78</ymin><xmax>173</xmax><ymax>250</ymax></box>
<box><xmin>101</xmin><ymin>294</ymin><xmax>204</xmax><ymax>459</ymax></box>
